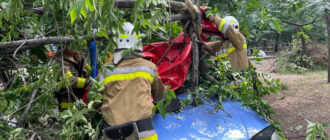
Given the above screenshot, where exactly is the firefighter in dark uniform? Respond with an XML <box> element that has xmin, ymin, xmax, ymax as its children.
<box><xmin>55</xmin><ymin>48</ymin><xmax>91</xmax><ymax>111</ymax></box>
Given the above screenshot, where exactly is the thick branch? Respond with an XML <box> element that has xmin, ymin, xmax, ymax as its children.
<box><xmin>0</xmin><ymin>36</ymin><xmax>74</xmax><ymax>49</ymax></box>
<box><xmin>0</xmin><ymin>33</ymin><xmax>112</xmax><ymax>54</ymax></box>
<box><xmin>171</xmin><ymin>13</ymin><xmax>189</xmax><ymax>21</ymax></box>
<box><xmin>108</xmin><ymin>1</ymin><xmax>187</xmax><ymax>13</ymax></box>
<box><xmin>281</xmin><ymin>18</ymin><xmax>322</xmax><ymax>27</ymax></box>
<box><xmin>0</xmin><ymin>61</ymin><xmax>16</xmax><ymax>69</ymax></box>
<box><xmin>0</xmin><ymin>45</ymin><xmax>43</xmax><ymax>55</ymax></box>
<box><xmin>29</xmin><ymin>1</ymin><xmax>187</xmax><ymax>15</ymax></box>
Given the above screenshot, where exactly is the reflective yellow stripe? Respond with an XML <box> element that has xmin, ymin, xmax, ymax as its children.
<box><xmin>228</xmin><ymin>46</ymin><xmax>236</xmax><ymax>53</ymax></box>
<box><xmin>65</xmin><ymin>71</ymin><xmax>73</xmax><ymax>78</ymax></box>
<box><xmin>102</xmin><ymin>71</ymin><xmax>154</xmax><ymax>87</ymax></box>
<box><xmin>140</xmin><ymin>133</ymin><xmax>158</xmax><ymax>140</ymax></box>
<box><xmin>218</xmin><ymin>19</ymin><xmax>227</xmax><ymax>32</ymax></box>
<box><xmin>216</xmin><ymin>44</ymin><xmax>246</xmax><ymax>60</ymax></box>
<box><xmin>77</xmin><ymin>78</ymin><xmax>86</xmax><ymax>88</ymax></box>
<box><xmin>120</xmin><ymin>34</ymin><xmax>129</xmax><ymax>38</ymax></box>
<box><xmin>60</xmin><ymin>102</ymin><xmax>71</xmax><ymax>109</ymax></box>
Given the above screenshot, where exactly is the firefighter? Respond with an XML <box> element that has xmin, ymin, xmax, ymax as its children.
<box><xmin>55</xmin><ymin>47</ymin><xmax>90</xmax><ymax>111</ymax></box>
<box><xmin>205</xmin><ymin>15</ymin><xmax>249</xmax><ymax>70</ymax></box>
<box><xmin>101</xmin><ymin>22</ymin><xmax>165</xmax><ymax>140</ymax></box>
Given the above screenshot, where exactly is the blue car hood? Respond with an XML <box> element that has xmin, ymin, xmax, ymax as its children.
<box><xmin>152</xmin><ymin>94</ymin><xmax>269</xmax><ymax>140</ymax></box>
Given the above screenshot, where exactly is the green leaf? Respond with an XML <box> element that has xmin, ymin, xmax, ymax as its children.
<box><xmin>303</xmin><ymin>25</ymin><xmax>312</xmax><ymax>31</ymax></box>
<box><xmin>322</xmin><ymin>123</ymin><xmax>330</xmax><ymax>128</ymax></box>
<box><xmin>69</xmin><ymin>7</ymin><xmax>78</xmax><ymax>23</ymax></box>
<box><xmin>270</xmin><ymin>20</ymin><xmax>282</xmax><ymax>32</ymax></box>
<box><xmin>0</xmin><ymin>99</ymin><xmax>6</xmax><ymax>112</ymax></box>
<box><xmin>69</xmin><ymin>0</ymin><xmax>85</xmax><ymax>23</ymax></box>
<box><xmin>86</xmin><ymin>0</ymin><xmax>94</xmax><ymax>12</ymax></box>
<box><xmin>99</xmin><ymin>30</ymin><xmax>109</xmax><ymax>39</ymax></box>
<box><xmin>88</xmin><ymin>101</ymin><xmax>95</xmax><ymax>109</ymax></box>
<box><xmin>169</xmin><ymin>89</ymin><xmax>176</xmax><ymax>99</ymax></box>
<box><xmin>158</xmin><ymin>102</ymin><xmax>166</xmax><ymax>118</ymax></box>
<box><xmin>80</xmin><ymin>3</ymin><xmax>87</xmax><ymax>19</ymax></box>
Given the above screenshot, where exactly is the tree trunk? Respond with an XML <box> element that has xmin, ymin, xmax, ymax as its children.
<box><xmin>326</xmin><ymin>7</ymin><xmax>330</xmax><ymax>83</ymax></box>
<box><xmin>301</xmin><ymin>34</ymin><xmax>307</xmax><ymax>55</ymax></box>
<box><xmin>192</xmin><ymin>0</ymin><xmax>200</xmax><ymax>7</ymax></box>
<box><xmin>186</xmin><ymin>0</ymin><xmax>200</xmax><ymax>106</ymax></box>
<box><xmin>274</xmin><ymin>33</ymin><xmax>279</xmax><ymax>53</ymax></box>
<box><xmin>190</xmin><ymin>30</ymin><xmax>199</xmax><ymax>106</ymax></box>
<box><xmin>263</xmin><ymin>40</ymin><xmax>267</xmax><ymax>50</ymax></box>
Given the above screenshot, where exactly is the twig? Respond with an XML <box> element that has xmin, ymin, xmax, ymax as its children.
<box><xmin>4</xmin><ymin>69</ymin><xmax>19</xmax><ymax>88</ymax></box>
<box><xmin>280</xmin><ymin>18</ymin><xmax>322</xmax><ymax>27</ymax></box>
<box><xmin>152</xmin><ymin>31</ymin><xmax>169</xmax><ymax>41</ymax></box>
<box><xmin>44</xmin><ymin>27</ymin><xmax>64</xmax><ymax>36</ymax></box>
<box><xmin>18</xmin><ymin>89</ymin><xmax>39</xmax><ymax>127</ymax></box>
<box><xmin>0</xmin><ymin>128</ymin><xmax>9</xmax><ymax>136</ymax></box>
<box><xmin>8</xmin><ymin>85</ymin><xmax>57</xmax><ymax>119</ymax></box>
<box><xmin>13</xmin><ymin>38</ymin><xmax>27</xmax><ymax>59</ymax></box>
<box><xmin>155</xmin><ymin>37</ymin><xmax>180</xmax><ymax>66</ymax></box>
<box><xmin>29</xmin><ymin>132</ymin><xmax>37</xmax><ymax>140</ymax></box>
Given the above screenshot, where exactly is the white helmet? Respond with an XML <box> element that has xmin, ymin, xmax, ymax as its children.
<box><xmin>114</xmin><ymin>22</ymin><xmax>143</xmax><ymax>64</ymax></box>
<box><xmin>116</xmin><ymin>22</ymin><xmax>142</xmax><ymax>51</ymax></box>
<box><xmin>223</xmin><ymin>16</ymin><xmax>239</xmax><ymax>31</ymax></box>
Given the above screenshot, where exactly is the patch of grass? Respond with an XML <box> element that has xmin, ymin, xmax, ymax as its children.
<box><xmin>310</xmin><ymin>64</ymin><xmax>328</xmax><ymax>72</ymax></box>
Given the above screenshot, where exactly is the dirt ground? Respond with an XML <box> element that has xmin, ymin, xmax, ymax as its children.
<box><xmin>253</xmin><ymin>58</ymin><xmax>330</xmax><ymax>140</ymax></box>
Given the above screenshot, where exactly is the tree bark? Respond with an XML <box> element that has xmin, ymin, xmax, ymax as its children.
<box><xmin>326</xmin><ymin>7</ymin><xmax>330</xmax><ymax>83</ymax></box>
<box><xmin>29</xmin><ymin>1</ymin><xmax>187</xmax><ymax>15</ymax></box>
<box><xmin>300</xmin><ymin>34</ymin><xmax>307</xmax><ymax>56</ymax></box>
<box><xmin>0</xmin><ymin>33</ymin><xmax>112</xmax><ymax>55</ymax></box>
<box><xmin>189</xmin><ymin>26</ymin><xmax>199</xmax><ymax>107</ymax></box>
<box><xmin>192</xmin><ymin>0</ymin><xmax>200</xmax><ymax>7</ymax></box>
<box><xmin>115</xmin><ymin>1</ymin><xmax>186</xmax><ymax>13</ymax></box>
<box><xmin>171</xmin><ymin>13</ymin><xmax>189</xmax><ymax>21</ymax></box>
<box><xmin>186</xmin><ymin>0</ymin><xmax>200</xmax><ymax>107</ymax></box>
<box><xmin>274</xmin><ymin>33</ymin><xmax>279</xmax><ymax>53</ymax></box>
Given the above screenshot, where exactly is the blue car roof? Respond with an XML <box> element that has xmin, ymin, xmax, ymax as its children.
<box><xmin>152</xmin><ymin>93</ymin><xmax>270</xmax><ymax>140</ymax></box>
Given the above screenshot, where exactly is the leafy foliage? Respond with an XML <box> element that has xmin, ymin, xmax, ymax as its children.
<box><xmin>0</xmin><ymin>0</ymin><xmax>172</xmax><ymax>139</ymax></box>
<box><xmin>197</xmin><ymin>58</ymin><xmax>285</xmax><ymax>139</ymax></box>
<box><xmin>0</xmin><ymin>64</ymin><xmax>61</xmax><ymax>139</ymax></box>
<box><xmin>59</xmin><ymin>78</ymin><xmax>104</xmax><ymax>140</ymax></box>
<box><xmin>306</xmin><ymin>120</ymin><xmax>330</xmax><ymax>140</ymax></box>
<box><xmin>152</xmin><ymin>86</ymin><xmax>177</xmax><ymax>118</ymax></box>
<box><xmin>277</xmin><ymin>34</ymin><xmax>314</xmax><ymax>74</ymax></box>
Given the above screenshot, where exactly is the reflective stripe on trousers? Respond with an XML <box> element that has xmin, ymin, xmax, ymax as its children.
<box><xmin>140</xmin><ymin>133</ymin><xmax>158</xmax><ymax>140</ymax></box>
